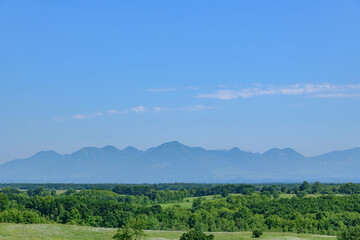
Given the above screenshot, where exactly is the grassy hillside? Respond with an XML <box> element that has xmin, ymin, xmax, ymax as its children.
<box><xmin>0</xmin><ymin>224</ymin><xmax>336</xmax><ymax>240</ymax></box>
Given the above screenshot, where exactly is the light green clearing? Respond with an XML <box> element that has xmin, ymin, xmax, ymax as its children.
<box><xmin>0</xmin><ymin>224</ymin><xmax>336</xmax><ymax>240</ymax></box>
<box><xmin>160</xmin><ymin>193</ymin><xmax>347</xmax><ymax>209</ymax></box>
<box><xmin>160</xmin><ymin>195</ymin><xmax>219</xmax><ymax>209</ymax></box>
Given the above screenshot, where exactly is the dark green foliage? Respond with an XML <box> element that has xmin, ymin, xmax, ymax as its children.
<box><xmin>299</xmin><ymin>181</ymin><xmax>311</xmax><ymax>191</ymax></box>
<box><xmin>1</xmin><ymin>183</ymin><xmax>360</xmax><ymax>235</ymax></box>
<box><xmin>311</xmin><ymin>181</ymin><xmax>323</xmax><ymax>194</ymax></box>
<box><xmin>0</xmin><ymin>193</ymin><xmax>9</xmax><ymax>211</ymax></box>
<box><xmin>180</xmin><ymin>229</ymin><xmax>214</xmax><ymax>240</ymax></box>
<box><xmin>337</xmin><ymin>226</ymin><xmax>360</xmax><ymax>240</ymax></box>
<box><xmin>252</xmin><ymin>230</ymin><xmax>263</xmax><ymax>238</ymax></box>
<box><xmin>339</xmin><ymin>183</ymin><xmax>360</xmax><ymax>194</ymax></box>
<box><xmin>27</xmin><ymin>187</ymin><xmax>55</xmax><ymax>197</ymax></box>
<box><xmin>260</xmin><ymin>185</ymin><xmax>278</xmax><ymax>198</ymax></box>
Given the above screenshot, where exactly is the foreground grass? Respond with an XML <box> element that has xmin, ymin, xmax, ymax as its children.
<box><xmin>0</xmin><ymin>224</ymin><xmax>336</xmax><ymax>240</ymax></box>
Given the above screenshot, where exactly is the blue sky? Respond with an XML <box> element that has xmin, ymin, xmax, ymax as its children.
<box><xmin>1</xmin><ymin>1</ymin><xmax>360</xmax><ymax>163</ymax></box>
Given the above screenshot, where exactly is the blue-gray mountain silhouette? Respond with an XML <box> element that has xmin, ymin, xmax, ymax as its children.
<box><xmin>0</xmin><ymin>141</ymin><xmax>359</xmax><ymax>183</ymax></box>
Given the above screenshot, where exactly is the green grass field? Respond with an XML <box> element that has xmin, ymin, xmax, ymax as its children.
<box><xmin>0</xmin><ymin>224</ymin><xmax>336</xmax><ymax>240</ymax></box>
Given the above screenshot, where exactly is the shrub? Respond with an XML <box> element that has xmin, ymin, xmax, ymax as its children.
<box><xmin>180</xmin><ymin>229</ymin><xmax>214</xmax><ymax>240</ymax></box>
<box><xmin>252</xmin><ymin>229</ymin><xmax>263</xmax><ymax>238</ymax></box>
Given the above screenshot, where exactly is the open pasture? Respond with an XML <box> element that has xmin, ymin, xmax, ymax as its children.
<box><xmin>0</xmin><ymin>224</ymin><xmax>336</xmax><ymax>240</ymax></box>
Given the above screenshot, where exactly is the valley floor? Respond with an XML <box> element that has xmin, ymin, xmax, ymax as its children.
<box><xmin>0</xmin><ymin>224</ymin><xmax>336</xmax><ymax>240</ymax></box>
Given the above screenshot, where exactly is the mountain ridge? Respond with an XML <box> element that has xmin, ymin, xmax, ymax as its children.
<box><xmin>0</xmin><ymin>141</ymin><xmax>359</xmax><ymax>183</ymax></box>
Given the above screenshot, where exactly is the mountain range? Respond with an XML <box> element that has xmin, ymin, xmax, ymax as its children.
<box><xmin>0</xmin><ymin>141</ymin><xmax>359</xmax><ymax>183</ymax></box>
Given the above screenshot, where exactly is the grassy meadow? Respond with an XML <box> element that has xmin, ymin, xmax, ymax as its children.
<box><xmin>0</xmin><ymin>224</ymin><xmax>336</xmax><ymax>240</ymax></box>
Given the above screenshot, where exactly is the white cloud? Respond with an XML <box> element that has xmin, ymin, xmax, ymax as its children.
<box><xmin>56</xmin><ymin>103</ymin><xmax>219</xmax><ymax>121</ymax></box>
<box><xmin>131</xmin><ymin>105</ymin><xmax>146</xmax><ymax>113</ymax></box>
<box><xmin>153</xmin><ymin>106</ymin><xmax>163</xmax><ymax>112</ymax></box>
<box><xmin>108</xmin><ymin>109</ymin><xmax>118</xmax><ymax>114</ymax></box>
<box><xmin>72</xmin><ymin>112</ymin><xmax>103</xmax><ymax>120</ymax></box>
<box><xmin>72</xmin><ymin>114</ymin><xmax>89</xmax><ymax>120</ymax></box>
<box><xmin>198</xmin><ymin>83</ymin><xmax>360</xmax><ymax>100</ymax></box>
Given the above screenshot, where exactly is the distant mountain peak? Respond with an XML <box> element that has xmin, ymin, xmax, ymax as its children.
<box><xmin>262</xmin><ymin>147</ymin><xmax>305</xmax><ymax>159</ymax></box>
<box><xmin>123</xmin><ymin>146</ymin><xmax>143</xmax><ymax>156</ymax></box>
<box><xmin>229</xmin><ymin>147</ymin><xmax>241</xmax><ymax>152</ymax></box>
<box><xmin>71</xmin><ymin>146</ymin><xmax>113</xmax><ymax>157</ymax></box>
<box><xmin>162</xmin><ymin>141</ymin><xmax>183</xmax><ymax>146</ymax></box>
<box><xmin>32</xmin><ymin>150</ymin><xmax>60</xmax><ymax>158</ymax></box>
<box><xmin>102</xmin><ymin>145</ymin><xmax>119</xmax><ymax>151</ymax></box>
<box><xmin>156</xmin><ymin>141</ymin><xmax>187</xmax><ymax>149</ymax></box>
<box><xmin>123</xmin><ymin>146</ymin><xmax>139</xmax><ymax>151</ymax></box>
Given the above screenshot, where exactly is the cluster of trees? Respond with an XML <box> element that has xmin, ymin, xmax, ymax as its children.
<box><xmin>111</xmin><ymin>184</ymin><xmax>255</xmax><ymax>203</ymax></box>
<box><xmin>2</xmin><ymin>182</ymin><xmax>359</xmax><ymax>193</ymax></box>
<box><xmin>1</xmin><ymin>186</ymin><xmax>360</xmax><ymax>235</ymax></box>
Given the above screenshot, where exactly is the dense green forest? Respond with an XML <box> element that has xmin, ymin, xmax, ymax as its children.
<box><xmin>0</xmin><ymin>182</ymin><xmax>360</xmax><ymax>236</ymax></box>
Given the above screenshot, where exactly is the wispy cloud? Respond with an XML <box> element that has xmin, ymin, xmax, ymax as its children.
<box><xmin>153</xmin><ymin>106</ymin><xmax>164</xmax><ymax>112</ymax></box>
<box><xmin>180</xmin><ymin>105</ymin><xmax>219</xmax><ymax>111</ymax></box>
<box><xmin>56</xmin><ymin>109</ymin><xmax>126</xmax><ymax>122</ymax></box>
<box><xmin>131</xmin><ymin>105</ymin><xmax>146</xmax><ymax>113</ymax></box>
<box><xmin>198</xmin><ymin>83</ymin><xmax>360</xmax><ymax>100</ymax></box>
<box><xmin>107</xmin><ymin>109</ymin><xmax>118</xmax><ymax>114</ymax></box>
<box><xmin>72</xmin><ymin>112</ymin><xmax>103</xmax><ymax>120</ymax></box>
<box><xmin>55</xmin><ymin>103</ymin><xmax>218</xmax><ymax>121</ymax></box>
<box><xmin>187</xmin><ymin>86</ymin><xmax>202</xmax><ymax>90</ymax></box>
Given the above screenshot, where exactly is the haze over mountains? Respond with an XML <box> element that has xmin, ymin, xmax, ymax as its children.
<box><xmin>0</xmin><ymin>141</ymin><xmax>359</xmax><ymax>183</ymax></box>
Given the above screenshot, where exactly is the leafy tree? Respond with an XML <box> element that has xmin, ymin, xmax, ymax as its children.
<box><xmin>0</xmin><ymin>193</ymin><xmax>9</xmax><ymax>211</ymax></box>
<box><xmin>299</xmin><ymin>181</ymin><xmax>310</xmax><ymax>191</ymax></box>
<box><xmin>311</xmin><ymin>181</ymin><xmax>323</xmax><ymax>194</ymax></box>
<box><xmin>337</xmin><ymin>226</ymin><xmax>360</xmax><ymax>240</ymax></box>
<box><xmin>180</xmin><ymin>229</ymin><xmax>214</xmax><ymax>240</ymax></box>
<box><xmin>252</xmin><ymin>229</ymin><xmax>263</xmax><ymax>238</ymax></box>
<box><xmin>114</xmin><ymin>218</ymin><xmax>147</xmax><ymax>240</ymax></box>
<box><xmin>339</xmin><ymin>183</ymin><xmax>360</xmax><ymax>194</ymax></box>
<box><xmin>113</xmin><ymin>226</ymin><xmax>135</xmax><ymax>240</ymax></box>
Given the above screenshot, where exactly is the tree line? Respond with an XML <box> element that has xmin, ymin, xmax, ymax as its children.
<box><xmin>1</xmin><ymin>183</ymin><xmax>360</xmax><ymax>235</ymax></box>
<box><xmin>1</xmin><ymin>182</ymin><xmax>359</xmax><ymax>194</ymax></box>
